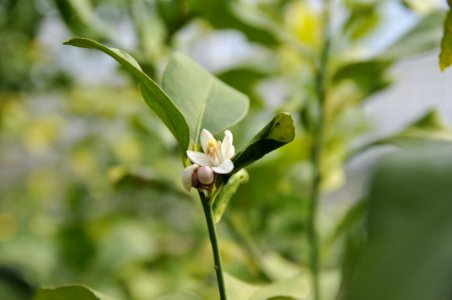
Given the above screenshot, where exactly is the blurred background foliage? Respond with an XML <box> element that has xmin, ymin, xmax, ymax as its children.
<box><xmin>1</xmin><ymin>0</ymin><xmax>452</xmax><ymax>299</ymax></box>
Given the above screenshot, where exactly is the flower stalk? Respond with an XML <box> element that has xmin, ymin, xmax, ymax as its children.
<box><xmin>199</xmin><ymin>191</ymin><xmax>228</xmax><ymax>300</ymax></box>
<box><xmin>306</xmin><ymin>1</ymin><xmax>332</xmax><ymax>300</ymax></box>
<box><xmin>183</xmin><ymin>129</ymin><xmax>235</xmax><ymax>300</ymax></box>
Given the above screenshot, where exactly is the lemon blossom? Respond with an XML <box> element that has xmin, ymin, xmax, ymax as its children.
<box><xmin>187</xmin><ymin>129</ymin><xmax>235</xmax><ymax>174</ymax></box>
<box><xmin>182</xmin><ymin>129</ymin><xmax>235</xmax><ymax>191</ymax></box>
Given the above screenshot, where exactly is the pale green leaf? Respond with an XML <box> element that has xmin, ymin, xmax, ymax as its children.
<box><xmin>232</xmin><ymin>113</ymin><xmax>295</xmax><ymax>171</ymax></box>
<box><xmin>162</xmin><ymin>53</ymin><xmax>249</xmax><ymax>144</ymax></box>
<box><xmin>63</xmin><ymin>38</ymin><xmax>189</xmax><ymax>152</ymax></box>
<box><xmin>212</xmin><ymin>169</ymin><xmax>249</xmax><ymax>223</ymax></box>
<box><xmin>33</xmin><ymin>285</ymin><xmax>117</xmax><ymax>300</ymax></box>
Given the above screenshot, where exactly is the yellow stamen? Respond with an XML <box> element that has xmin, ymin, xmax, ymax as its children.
<box><xmin>207</xmin><ymin>140</ymin><xmax>217</xmax><ymax>158</ymax></box>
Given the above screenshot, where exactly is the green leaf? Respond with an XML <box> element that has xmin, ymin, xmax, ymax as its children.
<box><xmin>212</xmin><ymin>169</ymin><xmax>249</xmax><ymax>223</ymax></box>
<box><xmin>232</xmin><ymin>113</ymin><xmax>295</xmax><ymax>171</ymax></box>
<box><xmin>162</xmin><ymin>53</ymin><xmax>249</xmax><ymax>144</ymax></box>
<box><xmin>343</xmin><ymin>144</ymin><xmax>452</xmax><ymax>300</ymax></box>
<box><xmin>225</xmin><ymin>273</ymin><xmax>309</xmax><ymax>300</ymax></box>
<box><xmin>383</xmin><ymin>11</ymin><xmax>445</xmax><ymax>59</ymax></box>
<box><xmin>34</xmin><ymin>285</ymin><xmax>117</xmax><ymax>300</ymax></box>
<box><xmin>63</xmin><ymin>38</ymin><xmax>189</xmax><ymax>152</ymax></box>
<box><xmin>343</xmin><ymin>4</ymin><xmax>380</xmax><ymax>41</ymax></box>
<box><xmin>439</xmin><ymin>7</ymin><xmax>452</xmax><ymax>71</ymax></box>
<box><xmin>379</xmin><ymin>109</ymin><xmax>452</xmax><ymax>148</ymax></box>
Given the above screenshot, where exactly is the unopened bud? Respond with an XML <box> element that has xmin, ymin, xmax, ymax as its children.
<box><xmin>182</xmin><ymin>164</ymin><xmax>199</xmax><ymax>191</ymax></box>
<box><xmin>197</xmin><ymin>166</ymin><xmax>215</xmax><ymax>185</ymax></box>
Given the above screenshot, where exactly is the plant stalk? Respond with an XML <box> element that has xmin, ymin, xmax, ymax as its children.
<box><xmin>199</xmin><ymin>191</ymin><xmax>228</xmax><ymax>300</ymax></box>
<box><xmin>307</xmin><ymin>1</ymin><xmax>331</xmax><ymax>300</ymax></box>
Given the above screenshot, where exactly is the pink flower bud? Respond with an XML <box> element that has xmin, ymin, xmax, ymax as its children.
<box><xmin>197</xmin><ymin>166</ymin><xmax>215</xmax><ymax>185</ymax></box>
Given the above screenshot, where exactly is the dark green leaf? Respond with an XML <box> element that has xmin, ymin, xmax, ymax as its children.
<box><xmin>212</xmin><ymin>169</ymin><xmax>249</xmax><ymax>223</ymax></box>
<box><xmin>232</xmin><ymin>113</ymin><xmax>295</xmax><ymax>171</ymax></box>
<box><xmin>343</xmin><ymin>144</ymin><xmax>452</xmax><ymax>300</ymax></box>
<box><xmin>34</xmin><ymin>285</ymin><xmax>116</xmax><ymax>300</ymax></box>
<box><xmin>162</xmin><ymin>53</ymin><xmax>249</xmax><ymax>144</ymax></box>
<box><xmin>439</xmin><ymin>8</ymin><xmax>452</xmax><ymax>71</ymax></box>
<box><xmin>63</xmin><ymin>38</ymin><xmax>189</xmax><ymax>152</ymax></box>
<box><xmin>383</xmin><ymin>11</ymin><xmax>445</xmax><ymax>59</ymax></box>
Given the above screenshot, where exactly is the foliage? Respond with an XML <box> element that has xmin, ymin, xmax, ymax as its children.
<box><xmin>1</xmin><ymin>0</ymin><xmax>452</xmax><ymax>299</ymax></box>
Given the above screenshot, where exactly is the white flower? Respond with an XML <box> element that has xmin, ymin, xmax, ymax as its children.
<box><xmin>187</xmin><ymin>129</ymin><xmax>235</xmax><ymax>174</ymax></box>
<box><xmin>181</xmin><ymin>129</ymin><xmax>235</xmax><ymax>191</ymax></box>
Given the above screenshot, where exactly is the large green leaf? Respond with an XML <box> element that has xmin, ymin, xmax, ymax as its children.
<box><xmin>343</xmin><ymin>144</ymin><xmax>452</xmax><ymax>300</ymax></box>
<box><xmin>162</xmin><ymin>53</ymin><xmax>249</xmax><ymax>144</ymax></box>
<box><xmin>232</xmin><ymin>113</ymin><xmax>295</xmax><ymax>172</ymax></box>
<box><xmin>212</xmin><ymin>169</ymin><xmax>249</xmax><ymax>223</ymax></box>
<box><xmin>383</xmin><ymin>11</ymin><xmax>445</xmax><ymax>59</ymax></box>
<box><xmin>439</xmin><ymin>4</ymin><xmax>452</xmax><ymax>71</ymax></box>
<box><xmin>34</xmin><ymin>285</ymin><xmax>117</xmax><ymax>300</ymax></box>
<box><xmin>63</xmin><ymin>38</ymin><xmax>189</xmax><ymax>152</ymax></box>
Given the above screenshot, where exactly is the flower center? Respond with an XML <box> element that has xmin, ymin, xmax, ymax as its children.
<box><xmin>206</xmin><ymin>140</ymin><xmax>217</xmax><ymax>159</ymax></box>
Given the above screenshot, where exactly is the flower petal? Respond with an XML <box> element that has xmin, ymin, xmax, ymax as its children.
<box><xmin>222</xmin><ymin>130</ymin><xmax>235</xmax><ymax>160</ymax></box>
<box><xmin>182</xmin><ymin>164</ymin><xmax>198</xmax><ymax>191</ymax></box>
<box><xmin>187</xmin><ymin>151</ymin><xmax>213</xmax><ymax>166</ymax></box>
<box><xmin>200</xmin><ymin>129</ymin><xmax>215</xmax><ymax>153</ymax></box>
<box><xmin>212</xmin><ymin>159</ymin><xmax>234</xmax><ymax>174</ymax></box>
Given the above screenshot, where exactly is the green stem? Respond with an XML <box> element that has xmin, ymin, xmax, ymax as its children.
<box><xmin>199</xmin><ymin>191</ymin><xmax>228</xmax><ymax>300</ymax></box>
<box><xmin>307</xmin><ymin>2</ymin><xmax>331</xmax><ymax>300</ymax></box>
